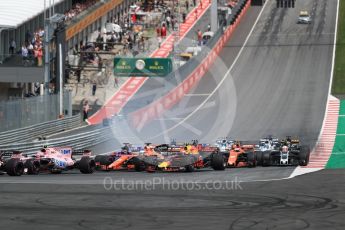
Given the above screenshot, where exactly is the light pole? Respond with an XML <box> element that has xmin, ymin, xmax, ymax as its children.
<box><xmin>210</xmin><ymin>0</ymin><xmax>218</xmax><ymax>33</ymax></box>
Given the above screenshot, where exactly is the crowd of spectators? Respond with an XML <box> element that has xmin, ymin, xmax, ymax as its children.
<box><xmin>19</xmin><ymin>29</ymin><xmax>44</xmax><ymax>67</ymax></box>
<box><xmin>64</xmin><ymin>0</ymin><xmax>99</xmax><ymax>22</ymax></box>
<box><xmin>15</xmin><ymin>0</ymin><xmax>100</xmax><ymax>66</ymax></box>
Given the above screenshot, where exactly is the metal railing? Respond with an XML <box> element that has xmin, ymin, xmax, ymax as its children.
<box><xmin>0</xmin><ymin>115</ymin><xmax>82</xmax><ymax>145</ymax></box>
<box><xmin>0</xmin><ymin>54</ymin><xmax>44</xmax><ymax>68</ymax></box>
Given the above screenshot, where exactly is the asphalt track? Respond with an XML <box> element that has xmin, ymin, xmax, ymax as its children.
<box><xmin>0</xmin><ymin>169</ymin><xmax>344</xmax><ymax>229</ymax></box>
<box><xmin>93</xmin><ymin>0</ymin><xmax>336</xmax><ymax>150</ymax></box>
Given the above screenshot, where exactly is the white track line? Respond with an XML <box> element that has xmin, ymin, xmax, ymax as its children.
<box><xmin>290</xmin><ymin>0</ymin><xmax>340</xmax><ymax>176</ymax></box>
<box><xmin>319</xmin><ymin>0</ymin><xmax>340</xmax><ymax>140</ymax></box>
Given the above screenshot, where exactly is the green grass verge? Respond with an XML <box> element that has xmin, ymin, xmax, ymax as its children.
<box><xmin>326</xmin><ymin>136</ymin><xmax>345</xmax><ymax>168</ymax></box>
<box><xmin>339</xmin><ymin>100</ymin><xmax>345</xmax><ymax>115</ymax></box>
<box><xmin>326</xmin><ymin>100</ymin><xmax>345</xmax><ymax>168</ymax></box>
<box><xmin>332</xmin><ymin>0</ymin><xmax>345</xmax><ymax>94</ymax></box>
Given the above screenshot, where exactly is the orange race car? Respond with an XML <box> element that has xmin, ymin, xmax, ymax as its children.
<box><xmin>225</xmin><ymin>141</ymin><xmax>258</xmax><ymax>167</ymax></box>
<box><xmin>94</xmin><ymin>143</ymin><xmax>165</xmax><ymax>171</ymax></box>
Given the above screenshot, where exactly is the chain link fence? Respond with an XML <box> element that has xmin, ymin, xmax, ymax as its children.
<box><xmin>0</xmin><ymin>91</ymin><xmax>72</xmax><ymax>132</ymax></box>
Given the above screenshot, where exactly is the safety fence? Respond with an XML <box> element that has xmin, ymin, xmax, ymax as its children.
<box><xmin>0</xmin><ymin>115</ymin><xmax>82</xmax><ymax>145</ymax></box>
<box><xmin>0</xmin><ymin>126</ymin><xmax>113</xmax><ymax>155</ymax></box>
<box><xmin>0</xmin><ymin>91</ymin><xmax>72</xmax><ymax>132</ymax></box>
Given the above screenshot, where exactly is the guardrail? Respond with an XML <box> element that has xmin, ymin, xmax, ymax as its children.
<box><xmin>0</xmin><ymin>115</ymin><xmax>82</xmax><ymax>145</ymax></box>
<box><xmin>0</xmin><ymin>126</ymin><xmax>113</xmax><ymax>155</ymax></box>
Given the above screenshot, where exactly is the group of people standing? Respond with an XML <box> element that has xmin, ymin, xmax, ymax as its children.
<box><xmin>10</xmin><ymin>29</ymin><xmax>44</xmax><ymax>67</ymax></box>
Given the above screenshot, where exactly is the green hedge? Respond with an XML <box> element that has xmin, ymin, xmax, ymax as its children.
<box><xmin>332</xmin><ymin>0</ymin><xmax>345</xmax><ymax>94</ymax></box>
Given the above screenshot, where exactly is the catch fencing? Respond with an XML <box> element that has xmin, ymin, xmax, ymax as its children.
<box><xmin>0</xmin><ymin>91</ymin><xmax>72</xmax><ymax>132</ymax></box>
<box><xmin>0</xmin><ymin>115</ymin><xmax>82</xmax><ymax>145</ymax></box>
<box><xmin>0</xmin><ymin>126</ymin><xmax>113</xmax><ymax>155</ymax></box>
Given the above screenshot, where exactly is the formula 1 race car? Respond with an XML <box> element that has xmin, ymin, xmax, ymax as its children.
<box><xmin>137</xmin><ymin>143</ymin><xmax>226</xmax><ymax>172</ymax></box>
<box><xmin>256</xmin><ymin>136</ymin><xmax>279</xmax><ymax>152</ymax></box>
<box><xmin>222</xmin><ymin>141</ymin><xmax>258</xmax><ymax>168</ymax></box>
<box><xmin>260</xmin><ymin>138</ymin><xmax>310</xmax><ymax>166</ymax></box>
<box><xmin>0</xmin><ymin>151</ymin><xmax>39</xmax><ymax>176</ymax></box>
<box><xmin>297</xmin><ymin>11</ymin><xmax>312</xmax><ymax>24</ymax></box>
<box><xmin>279</xmin><ymin>136</ymin><xmax>301</xmax><ymax>150</ymax></box>
<box><xmin>93</xmin><ymin>143</ymin><xmax>144</xmax><ymax>171</ymax></box>
<box><xmin>0</xmin><ymin>147</ymin><xmax>95</xmax><ymax>176</ymax></box>
<box><xmin>215</xmin><ymin>138</ymin><xmax>234</xmax><ymax>152</ymax></box>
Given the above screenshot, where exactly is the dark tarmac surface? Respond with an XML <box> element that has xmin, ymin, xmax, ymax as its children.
<box><xmin>0</xmin><ymin>169</ymin><xmax>344</xmax><ymax>230</ymax></box>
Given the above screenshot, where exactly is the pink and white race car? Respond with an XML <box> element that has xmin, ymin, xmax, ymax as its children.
<box><xmin>0</xmin><ymin>147</ymin><xmax>95</xmax><ymax>176</ymax></box>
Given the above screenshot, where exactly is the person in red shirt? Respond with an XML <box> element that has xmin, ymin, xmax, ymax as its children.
<box><xmin>161</xmin><ymin>24</ymin><xmax>167</xmax><ymax>38</ymax></box>
<box><xmin>156</xmin><ymin>26</ymin><xmax>161</xmax><ymax>37</ymax></box>
<box><xmin>197</xmin><ymin>29</ymin><xmax>202</xmax><ymax>46</ymax></box>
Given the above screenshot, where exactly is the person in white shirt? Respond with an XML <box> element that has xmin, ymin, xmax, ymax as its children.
<box><xmin>9</xmin><ymin>39</ymin><xmax>16</xmax><ymax>54</ymax></box>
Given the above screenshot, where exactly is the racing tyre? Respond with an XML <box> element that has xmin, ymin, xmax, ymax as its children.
<box><xmin>185</xmin><ymin>164</ymin><xmax>195</xmax><ymax>172</ymax></box>
<box><xmin>262</xmin><ymin>151</ymin><xmax>271</xmax><ymax>167</ymax></box>
<box><xmin>133</xmin><ymin>158</ymin><xmax>146</xmax><ymax>172</ymax></box>
<box><xmin>247</xmin><ymin>152</ymin><xmax>256</xmax><ymax>168</ymax></box>
<box><xmin>146</xmin><ymin>165</ymin><xmax>156</xmax><ymax>173</ymax></box>
<box><xmin>24</xmin><ymin>160</ymin><xmax>40</xmax><ymax>175</ymax></box>
<box><xmin>94</xmin><ymin>155</ymin><xmax>114</xmax><ymax>166</ymax></box>
<box><xmin>211</xmin><ymin>153</ymin><xmax>226</xmax><ymax>170</ymax></box>
<box><xmin>299</xmin><ymin>146</ymin><xmax>310</xmax><ymax>166</ymax></box>
<box><xmin>255</xmin><ymin>151</ymin><xmax>263</xmax><ymax>166</ymax></box>
<box><xmin>79</xmin><ymin>157</ymin><xmax>96</xmax><ymax>174</ymax></box>
<box><xmin>6</xmin><ymin>159</ymin><xmax>24</xmax><ymax>176</ymax></box>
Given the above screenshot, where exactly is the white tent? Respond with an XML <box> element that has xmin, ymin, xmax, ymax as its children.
<box><xmin>0</xmin><ymin>0</ymin><xmax>65</xmax><ymax>28</ymax></box>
